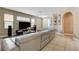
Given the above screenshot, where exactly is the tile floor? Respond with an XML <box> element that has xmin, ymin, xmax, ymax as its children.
<box><xmin>42</xmin><ymin>33</ymin><xmax>79</xmax><ymax>51</ymax></box>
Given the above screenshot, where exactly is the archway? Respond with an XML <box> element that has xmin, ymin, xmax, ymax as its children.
<box><xmin>63</xmin><ymin>12</ymin><xmax>73</xmax><ymax>37</ymax></box>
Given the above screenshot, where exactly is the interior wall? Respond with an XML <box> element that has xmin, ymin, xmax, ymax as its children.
<box><xmin>59</xmin><ymin>8</ymin><xmax>74</xmax><ymax>33</ymax></box>
<box><xmin>52</xmin><ymin>7</ymin><xmax>79</xmax><ymax>38</ymax></box>
<box><xmin>42</xmin><ymin>18</ymin><xmax>48</xmax><ymax>29</ymax></box>
<box><xmin>0</xmin><ymin>8</ymin><xmax>42</xmax><ymax>36</ymax></box>
<box><xmin>36</xmin><ymin>18</ymin><xmax>43</xmax><ymax>30</ymax></box>
<box><xmin>1</xmin><ymin>7</ymin><xmax>79</xmax><ymax>38</ymax></box>
<box><xmin>42</xmin><ymin>17</ymin><xmax>53</xmax><ymax>30</ymax></box>
<box><xmin>59</xmin><ymin>8</ymin><xmax>79</xmax><ymax>38</ymax></box>
<box><xmin>73</xmin><ymin>8</ymin><xmax>79</xmax><ymax>38</ymax></box>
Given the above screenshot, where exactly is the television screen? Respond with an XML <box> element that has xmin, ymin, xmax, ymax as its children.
<box><xmin>19</xmin><ymin>22</ymin><xmax>31</xmax><ymax>29</ymax></box>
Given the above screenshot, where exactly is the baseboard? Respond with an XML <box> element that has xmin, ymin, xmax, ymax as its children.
<box><xmin>56</xmin><ymin>32</ymin><xmax>64</xmax><ymax>36</ymax></box>
<box><xmin>73</xmin><ymin>35</ymin><xmax>79</xmax><ymax>41</ymax></box>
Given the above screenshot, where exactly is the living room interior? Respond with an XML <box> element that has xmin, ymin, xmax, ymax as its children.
<box><xmin>0</xmin><ymin>7</ymin><xmax>79</xmax><ymax>51</ymax></box>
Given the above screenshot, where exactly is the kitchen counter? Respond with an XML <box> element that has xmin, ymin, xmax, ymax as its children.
<box><xmin>0</xmin><ymin>29</ymin><xmax>55</xmax><ymax>51</ymax></box>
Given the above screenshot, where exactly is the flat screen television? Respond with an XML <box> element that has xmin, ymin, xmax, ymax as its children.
<box><xmin>19</xmin><ymin>22</ymin><xmax>31</xmax><ymax>30</ymax></box>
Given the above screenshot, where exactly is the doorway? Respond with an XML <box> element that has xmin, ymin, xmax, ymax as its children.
<box><xmin>63</xmin><ymin>12</ymin><xmax>73</xmax><ymax>37</ymax></box>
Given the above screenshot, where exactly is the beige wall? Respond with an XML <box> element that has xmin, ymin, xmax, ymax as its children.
<box><xmin>59</xmin><ymin>7</ymin><xmax>79</xmax><ymax>37</ymax></box>
<box><xmin>1</xmin><ymin>7</ymin><xmax>79</xmax><ymax>38</ymax></box>
<box><xmin>35</xmin><ymin>18</ymin><xmax>43</xmax><ymax>30</ymax></box>
<box><xmin>72</xmin><ymin>8</ymin><xmax>79</xmax><ymax>38</ymax></box>
<box><xmin>0</xmin><ymin>8</ymin><xmax>42</xmax><ymax>36</ymax></box>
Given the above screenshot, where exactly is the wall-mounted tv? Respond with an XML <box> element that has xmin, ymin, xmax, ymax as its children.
<box><xmin>19</xmin><ymin>22</ymin><xmax>31</xmax><ymax>30</ymax></box>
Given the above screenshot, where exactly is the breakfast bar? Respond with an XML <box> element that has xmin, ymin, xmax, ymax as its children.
<box><xmin>0</xmin><ymin>29</ymin><xmax>55</xmax><ymax>51</ymax></box>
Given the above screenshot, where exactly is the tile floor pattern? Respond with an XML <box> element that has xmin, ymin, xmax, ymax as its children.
<box><xmin>42</xmin><ymin>33</ymin><xmax>79</xmax><ymax>51</ymax></box>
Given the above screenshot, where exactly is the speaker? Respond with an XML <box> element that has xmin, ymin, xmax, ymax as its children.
<box><xmin>8</xmin><ymin>26</ymin><xmax>12</xmax><ymax>37</ymax></box>
<box><xmin>33</xmin><ymin>25</ymin><xmax>36</xmax><ymax>32</ymax></box>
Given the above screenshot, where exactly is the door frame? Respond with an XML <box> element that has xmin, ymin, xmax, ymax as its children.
<box><xmin>62</xmin><ymin>12</ymin><xmax>73</xmax><ymax>36</ymax></box>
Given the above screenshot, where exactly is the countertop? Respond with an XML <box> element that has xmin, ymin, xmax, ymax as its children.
<box><xmin>0</xmin><ymin>29</ymin><xmax>55</xmax><ymax>51</ymax></box>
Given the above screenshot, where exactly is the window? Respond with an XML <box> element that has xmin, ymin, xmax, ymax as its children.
<box><xmin>4</xmin><ymin>14</ymin><xmax>14</xmax><ymax>29</ymax></box>
<box><xmin>43</xmin><ymin>18</ymin><xmax>52</xmax><ymax>29</ymax></box>
<box><xmin>48</xmin><ymin>19</ymin><xmax>51</xmax><ymax>27</ymax></box>
<box><xmin>17</xmin><ymin>16</ymin><xmax>30</xmax><ymax>22</ymax></box>
<box><xmin>43</xmin><ymin>18</ymin><xmax>48</xmax><ymax>29</ymax></box>
<box><xmin>31</xmin><ymin>18</ymin><xmax>35</xmax><ymax>27</ymax></box>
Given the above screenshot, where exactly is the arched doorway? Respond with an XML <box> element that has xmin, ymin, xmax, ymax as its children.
<box><xmin>63</xmin><ymin>12</ymin><xmax>73</xmax><ymax>37</ymax></box>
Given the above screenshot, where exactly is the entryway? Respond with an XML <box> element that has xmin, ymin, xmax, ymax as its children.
<box><xmin>63</xmin><ymin>12</ymin><xmax>73</xmax><ymax>37</ymax></box>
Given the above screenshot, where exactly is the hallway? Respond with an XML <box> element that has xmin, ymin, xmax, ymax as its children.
<box><xmin>42</xmin><ymin>33</ymin><xmax>79</xmax><ymax>51</ymax></box>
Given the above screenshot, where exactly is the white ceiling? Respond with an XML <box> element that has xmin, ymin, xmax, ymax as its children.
<box><xmin>5</xmin><ymin>7</ymin><xmax>69</xmax><ymax>17</ymax></box>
